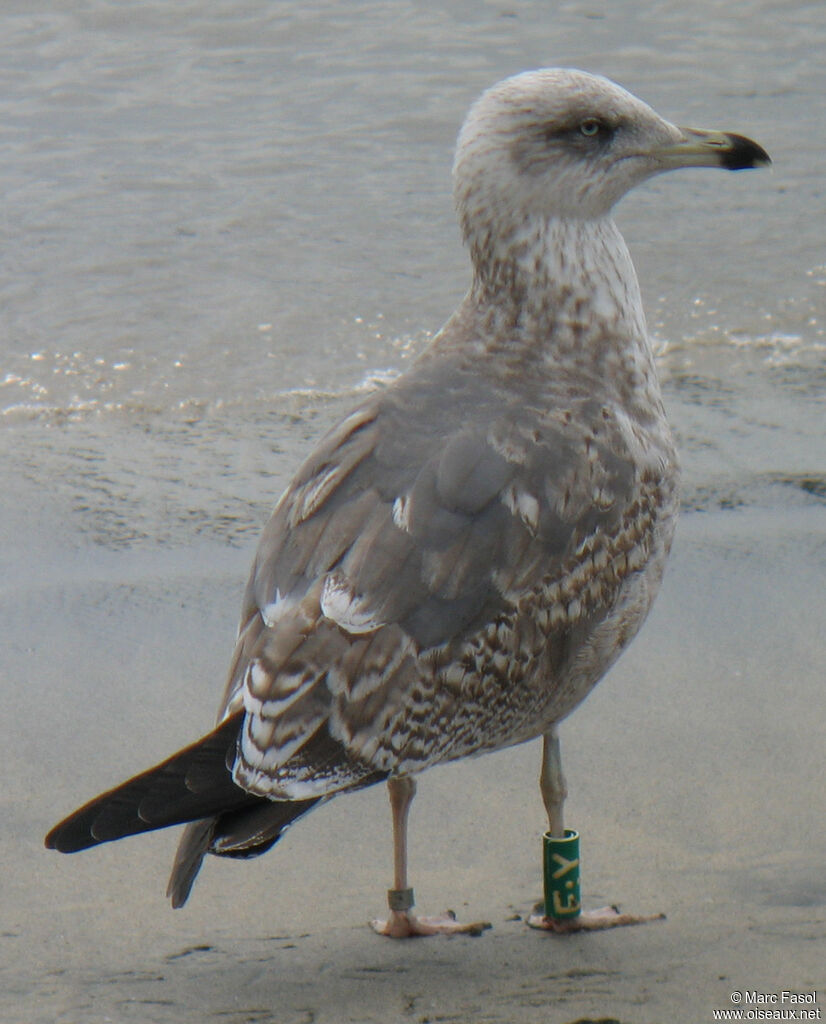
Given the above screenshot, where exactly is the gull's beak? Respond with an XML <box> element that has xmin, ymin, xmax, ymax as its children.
<box><xmin>655</xmin><ymin>127</ymin><xmax>771</xmax><ymax>171</ymax></box>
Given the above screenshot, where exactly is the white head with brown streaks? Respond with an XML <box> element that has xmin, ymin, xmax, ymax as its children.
<box><xmin>452</xmin><ymin>68</ymin><xmax>770</xmax><ymax>277</ymax></box>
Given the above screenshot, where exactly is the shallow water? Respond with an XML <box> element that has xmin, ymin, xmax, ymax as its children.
<box><xmin>1</xmin><ymin>0</ymin><xmax>824</xmax><ymax>559</ymax></box>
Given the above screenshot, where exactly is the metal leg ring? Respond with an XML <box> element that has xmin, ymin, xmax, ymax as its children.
<box><xmin>387</xmin><ymin>887</ymin><xmax>415</xmax><ymax>912</ymax></box>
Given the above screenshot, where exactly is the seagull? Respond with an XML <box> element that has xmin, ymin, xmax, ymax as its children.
<box><xmin>46</xmin><ymin>69</ymin><xmax>769</xmax><ymax>938</ymax></box>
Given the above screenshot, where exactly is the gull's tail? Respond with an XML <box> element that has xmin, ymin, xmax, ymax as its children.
<box><xmin>45</xmin><ymin>711</ymin><xmax>321</xmax><ymax>906</ymax></box>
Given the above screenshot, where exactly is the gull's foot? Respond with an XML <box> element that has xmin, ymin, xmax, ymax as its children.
<box><xmin>370</xmin><ymin>909</ymin><xmax>491</xmax><ymax>938</ymax></box>
<box><xmin>527</xmin><ymin>903</ymin><xmax>666</xmax><ymax>933</ymax></box>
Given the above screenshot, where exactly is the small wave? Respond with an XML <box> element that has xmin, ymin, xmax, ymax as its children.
<box><xmin>1</xmin><ymin>366</ymin><xmax>405</xmax><ymax>426</ymax></box>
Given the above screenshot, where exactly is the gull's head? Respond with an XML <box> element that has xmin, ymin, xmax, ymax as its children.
<box><xmin>454</xmin><ymin>68</ymin><xmax>770</xmax><ymax>247</ymax></box>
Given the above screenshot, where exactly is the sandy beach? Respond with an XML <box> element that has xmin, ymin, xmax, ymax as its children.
<box><xmin>3</xmin><ymin>507</ymin><xmax>823</xmax><ymax>1024</ymax></box>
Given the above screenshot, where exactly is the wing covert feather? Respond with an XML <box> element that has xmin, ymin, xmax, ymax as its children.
<box><xmin>219</xmin><ymin>356</ymin><xmax>674</xmax><ymax>795</ymax></box>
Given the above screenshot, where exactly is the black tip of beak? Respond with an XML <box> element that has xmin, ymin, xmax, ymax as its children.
<box><xmin>720</xmin><ymin>132</ymin><xmax>771</xmax><ymax>171</ymax></box>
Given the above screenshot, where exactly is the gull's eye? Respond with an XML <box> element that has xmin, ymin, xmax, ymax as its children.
<box><xmin>579</xmin><ymin>118</ymin><xmax>602</xmax><ymax>137</ymax></box>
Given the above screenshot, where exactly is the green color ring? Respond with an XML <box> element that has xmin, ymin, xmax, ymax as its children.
<box><xmin>542</xmin><ymin>828</ymin><xmax>581</xmax><ymax>919</ymax></box>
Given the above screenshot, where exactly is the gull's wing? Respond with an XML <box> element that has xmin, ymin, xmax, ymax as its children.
<box><xmin>221</xmin><ymin>351</ymin><xmax>663</xmax><ymax>799</ymax></box>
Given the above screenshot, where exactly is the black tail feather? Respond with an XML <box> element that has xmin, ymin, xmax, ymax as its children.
<box><xmin>166</xmin><ymin>796</ymin><xmax>322</xmax><ymax>908</ymax></box>
<box><xmin>45</xmin><ymin>712</ymin><xmax>259</xmax><ymax>854</ymax></box>
<box><xmin>166</xmin><ymin>818</ymin><xmax>215</xmax><ymax>909</ymax></box>
<box><xmin>46</xmin><ymin>707</ymin><xmax>380</xmax><ymax>907</ymax></box>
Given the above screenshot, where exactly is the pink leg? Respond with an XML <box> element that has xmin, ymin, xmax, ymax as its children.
<box><xmin>370</xmin><ymin>776</ymin><xmax>490</xmax><ymax>938</ymax></box>
<box><xmin>527</xmin><ymin>729</ymin><xmax>665</xmax><ymax>933</ymax></box>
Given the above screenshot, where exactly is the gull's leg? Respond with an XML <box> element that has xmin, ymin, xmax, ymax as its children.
<box><xmin>540</xmin><ymin>725</ymin><xmax>567</xmax><ymax>838</ymax></box>
<box><xmin>528</xmin><ymin>728</ymin><xmax>665</xmax><ymax>932</ymax></box>
<box><xmin>370</xmin><ymin>775</ymin><xmax>490</xmax><ymax>938</ymax></box>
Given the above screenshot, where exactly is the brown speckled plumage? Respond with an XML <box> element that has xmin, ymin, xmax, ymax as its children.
<box><xmin>229</xmin><ymin>347</ymin><xmax>677</xmax><ymax>795</ymax></box>
<box><xmin>45</xmin><ymin>69</ymin><xmax>769</xmax><ymax>922</ymax></box>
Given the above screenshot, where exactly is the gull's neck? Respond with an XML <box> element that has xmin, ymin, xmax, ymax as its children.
<box><xmin>471</xmin><ymin>216</ymin><xmax>647</xmax><ymax>346</ymax></box>
<box><xmin>435</xmin><ymin>215</ymin><xmax>664</xmax><ymax>417</ymax></box>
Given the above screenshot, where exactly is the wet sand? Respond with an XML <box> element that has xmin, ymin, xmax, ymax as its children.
<box><xmin>4</xmin><ymin>506</ymin><xmax>824</xmax><ymax>1023</ymax></box>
